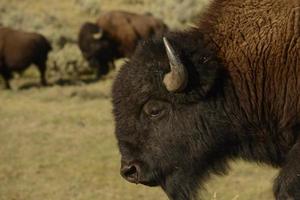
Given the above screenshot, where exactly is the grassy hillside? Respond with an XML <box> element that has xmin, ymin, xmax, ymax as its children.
<box><xmin>0</xmin><ymin>1</ymin><xmax>278</xmax><ymax>200</ymax></box>
<box><xmin>0</xmin><ymin>0</ymin><xmax>210</xmax><ymax>80</ymax></box>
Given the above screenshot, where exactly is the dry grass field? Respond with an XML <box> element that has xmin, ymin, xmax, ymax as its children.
<box><xmin>0</xmin><ymin>72</ymin><xmax>278</xmax><ymax>200</ymax></box>
<box><xmin>0</xmin><ymin>0</ymin><xmax>279</xmax><ymax>200</ymax></box>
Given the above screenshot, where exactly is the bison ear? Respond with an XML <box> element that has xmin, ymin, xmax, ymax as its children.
<box><xmin>196</xmin><ymin>55</ymin><xmax>223</xmax><ymax>97</ymax></box>
<box><xmin>93</xmin><ymin>29</ymin><xmax>103</xmax><ymax>40</ymax></box>
<box><xmin>163</xmin><ymin>37</ymin><xmax>188</xmax><ymax>92</ymax></box>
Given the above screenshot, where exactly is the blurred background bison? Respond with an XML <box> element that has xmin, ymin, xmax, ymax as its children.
<box><xmin>0</xmin><ymin>0</ymin><xmax>281</xmax><ymax>200</ymax></box>
<box><xmin>78</xmin><ymin>11</ymin><xmax>168</xmax><ymax>78</ymax></box>
<box><xmin>0</xmin><ymin>27</ymin><xmax>52</xmax><ymax>89</ymax></box>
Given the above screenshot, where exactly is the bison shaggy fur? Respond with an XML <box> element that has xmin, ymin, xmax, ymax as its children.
<box><xmin>112</xmin><ymin>0</ymin><xmax>300</xmax><ymax>199</ymax></box>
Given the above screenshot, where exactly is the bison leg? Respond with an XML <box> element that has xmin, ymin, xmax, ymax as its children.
<box><xmin>96</xmin><ymin>64</ymin><xmax>109</xmax><ymax>79</ymax></box>
<box><xmin>3</xmin><ymin>77</ymin><xmax>11</xmax><ymax>89</ymax></box>
<box><xmin>274</xmin><ymin>140</ymin><xmax>300</xmax><ymax>200</ymax></box>
<box><xmin>109</xmin><ymin>61</ymin><xmax>116</xmax><ymax>70</ymax></box>
<box><xmin>37</xmin><ymin>63</ymin><xmax>47</xmax><ymax>86</ymax></box>
<box><xmin>0</xmin><ymin>68</ymin><xmax>12</xmax><ymax>89</ymax></box>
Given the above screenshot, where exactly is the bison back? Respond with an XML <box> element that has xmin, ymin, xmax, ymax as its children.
<box><xmin>97</xmin><ymin>10</ymin><xmax>168</xmax><ymax>57</ymax></box>
<box><xmin>0</xmin><ymin>27</ymin><xmax>51</xmax><ymax>71</ymax></box>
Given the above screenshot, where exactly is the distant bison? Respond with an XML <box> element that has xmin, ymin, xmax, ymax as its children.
<box><xmin>112</xmin><ymin>0</ymin><xmax>300</xmax><ymax>200</ymax></box>
<box><xmin>78</xmin><ymin>10</ymin><xmax>168</xmax><ymax>78</ymax></box>
<box><xmin>0</xmin><ymin>27</ymin><xmax>52</xmax><ymax>89</ymax></box>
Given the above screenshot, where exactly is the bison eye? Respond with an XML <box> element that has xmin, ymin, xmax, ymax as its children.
<box><xmin>143</xmin><ymin>100</ymin><xmax>166</xmax><ymax>118</ymax></box>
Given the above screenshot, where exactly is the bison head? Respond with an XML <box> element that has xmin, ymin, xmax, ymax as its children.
<box><xmin>78</xmin><ymin>22</ymin><xmax>118</xmax><ymax>75</ymax></box>
<box><xmin>112</xmin><ymin>32</ymin><xmax>235</xmax><ymax>200</ymax></box>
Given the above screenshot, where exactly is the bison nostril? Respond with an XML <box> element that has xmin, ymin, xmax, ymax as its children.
<box><xmin>124</xmin><ymin>166</ymin><xmax>137</xmax><ymax>177</ymax></box>
<box><xmin>120</xmin><ymin>164</ymin><xmax>140</xmax><ymax>183</ymax></box>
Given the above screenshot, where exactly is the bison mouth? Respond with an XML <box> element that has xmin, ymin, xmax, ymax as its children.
<box><xmin>120</xmin><ymin>161</ymin><xmax>160</xmax><ymax>187</ymax></box>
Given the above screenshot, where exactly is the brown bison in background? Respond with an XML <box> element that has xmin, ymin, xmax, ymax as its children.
<box><xmin>112</xmin><ymin>0</ymin><xmax>300</xmax><ymax>199</ymax></box>
<box><xmin>78</xmin><ymin>10</ymin><xmax>168</xmax><ymax>78</ymax></box>
<box><xmin>0</xmin><ymin>27</ymin><xmax>52</xmax><ymax>89</ymax></box>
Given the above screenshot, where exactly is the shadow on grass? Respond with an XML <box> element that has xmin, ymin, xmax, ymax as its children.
<box><xmin>52</xmin><ymin>77</ymin><xmax>99</xmax><ymax>86</ymax></box>
<box><xmin>17</xmin><ymin>77</ymin><xmax>100</xmax><ymax>90</ymax></box>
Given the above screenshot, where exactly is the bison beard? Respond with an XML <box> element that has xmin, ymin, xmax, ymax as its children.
<box><xmin>112</xmin><ymin>0</ymin><xmax>300</xmax><ymax>199</ymax></box>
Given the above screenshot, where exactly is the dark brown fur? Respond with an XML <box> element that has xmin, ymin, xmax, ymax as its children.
<box><xmin>0</xmin><ymin>27</ymin><xmax>52</xmax><ymax>89</ymax></box>
<box><xmin>112</xmin><ymin>0</ymin><xmax>300</xmax><ymax>199</ymax></box>
<box><xmin>200</xmin><ymin>0</ymin><xmax>300</xmax><ymax>135</ymax></box>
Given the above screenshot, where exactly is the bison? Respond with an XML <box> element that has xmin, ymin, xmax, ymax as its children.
<box><xmin>112</xmin><ymin>0</ymin><xmax>300</xmax><ymax>199</ymax></box>
<box><xmin>0</xmin><ymin>27</ymin><xmax>52</xmax><ymax>89</ymax></box>
<box><xmin>78</xmin><ymin>10</ymin><xmax>168</xmax><ymax>78</ymax></box>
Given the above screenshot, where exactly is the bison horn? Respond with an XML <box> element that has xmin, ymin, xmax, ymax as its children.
<box><xmin>163</xmin><ymin>37</ymin><xmax>188</xmax><ymax>92</ymax></box>
<box><xmin>93</xmin><ymin>29</ymin><xmax>103</xmax><ymax>40</ymax></box>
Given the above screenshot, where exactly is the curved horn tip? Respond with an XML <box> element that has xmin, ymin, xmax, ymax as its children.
<box><xmin>163</xmin><ymin>37</ymin><xmax>172</xmax><ymax>52</ymax></box>
<box><xmin>162</xmin><ymin>37</ymin><xmax>188</xmax><ymax>92</ymax></box>
<box><xmin>163</xmin><ymin>37</ymin><xmax>168</xmax><ymax>45</ymax></box>
<box><xmin>93</xmin><ymin>30</ymin><xmax>103</xmax><ymax>39</ymax></box>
